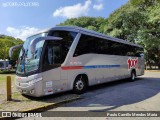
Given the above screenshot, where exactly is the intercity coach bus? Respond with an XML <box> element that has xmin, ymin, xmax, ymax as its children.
<box><xmin>9</xmin><ymin>26</ymin><xmax>145</xmax><ymax>97</ymax></box>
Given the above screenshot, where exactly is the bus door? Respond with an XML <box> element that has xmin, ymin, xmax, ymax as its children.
<box><xmin>41</xmin><ymin>41</ymin><xmax>63</xmax><ymax>94</ymax></box>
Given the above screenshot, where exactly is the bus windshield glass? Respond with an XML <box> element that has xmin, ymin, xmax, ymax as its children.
<box><xmin>16</xmin><ymin>32</ymin><xmax>47</xmax><ymax>74</ymax></box>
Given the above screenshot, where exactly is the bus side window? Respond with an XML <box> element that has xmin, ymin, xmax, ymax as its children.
<box><xmin>74</xmin><ymin>34</ymin><xmax>96</xmax><ymax>57</ymax></box>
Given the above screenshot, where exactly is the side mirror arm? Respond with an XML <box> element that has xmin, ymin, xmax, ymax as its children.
<box><xmin>9</xmin><ymin>44</ymin><xmax>23</xmax><ymax>59</ymax></box>
<box><xmin>30</xmin><ymin>36</ymin><xmax>62</xmax><ymax>54</ymax></box>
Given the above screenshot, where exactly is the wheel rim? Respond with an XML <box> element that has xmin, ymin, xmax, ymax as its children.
<box><xmin>132</xmin><ymin>73</ymin><xmax>135</xmax><ymax>80</ymax></box>
<box><xmin>75</xmin><ymin>80</ymin><xmax>84</xmax><ymax>91</ymax></box>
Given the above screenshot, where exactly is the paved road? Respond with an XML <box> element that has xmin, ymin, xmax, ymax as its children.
<box><xmin>20</xmin><ymin>71</ymin><xmax>160</xmax><ymax>120</ymax></box>
<box><xmin>53</xmin><ymin>71</ymin><xmax>160</xmax><ymax>111</ymax></box>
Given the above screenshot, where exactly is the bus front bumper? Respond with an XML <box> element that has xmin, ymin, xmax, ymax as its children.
<box><xmin>15</xmin><ymin>75</ymin><xmax>43</xmax><ymax>97</ymax></box>
<box><xmin>15</xmin><ymin>82</ymin><xmax>36</xmax><ymax>95</ymax></box>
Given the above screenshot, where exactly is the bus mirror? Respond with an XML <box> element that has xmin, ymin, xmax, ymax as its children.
<box><xmin>9</xmin><ymin>44</ymin><xmax>23</xmax><ymax>59</ymax></box>
<box><xmin>30</xmin><ymin>36</ymin><xmax>62</xmax><ymax>54</ymax></box>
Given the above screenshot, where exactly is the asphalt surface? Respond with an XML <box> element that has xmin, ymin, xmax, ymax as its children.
<box><xmin>19</xmin><ymin>71</ymin><xmax>160</xmax><ymax>120</ymax></box>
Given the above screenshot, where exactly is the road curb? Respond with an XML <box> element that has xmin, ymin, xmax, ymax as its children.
<box><xmin>145</xmin><ymin>70</ymin><xmax>160</xmax><ymax>72</ymax></box>
<box><xmin>0</xmin><ymin>95</ymin><xmax>82</xmax><ymax>120</ymax></box>
<box><xmin>23</xmin><ymin>95</ymin><xmax>82</xmax><ymax>112</ymax></box>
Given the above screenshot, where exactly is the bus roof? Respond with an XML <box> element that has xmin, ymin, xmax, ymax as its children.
<box><xmin>30</xmin><ymin>26</ymin><xmax>143</xmax><ymax>48</ymax></box>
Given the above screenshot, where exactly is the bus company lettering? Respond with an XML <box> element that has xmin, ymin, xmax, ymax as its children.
<box><xmin>127</xmin><ymin>58</ymin><xmax>138</xmax><ymax>69</ymax></box>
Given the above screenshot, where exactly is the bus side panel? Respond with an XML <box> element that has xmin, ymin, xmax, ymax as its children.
<box><xmin>94</xmin><ymin>55</ymin><xmax>124</xmax><ymax>83</ymax></box>
<box><xmin>63</xmin><ymin>54</ymin><xmax>145</xmax><ymax>91</ymax></box>
<box><xmin>66</xmin><ymin>54</ymin><xmax>146</xmax><ymax>88</ymax></box>
<box><xmin>66</xmin><ymin>54</ymin><xmax>129</xmax><ymax>88</ymax></box>
<box><xmin>136</xmin><ymin>57</ymin><xmax>145</xmax><ymax>76</ymax></box>
<box><xmin>41</xmin><ymin>68</ymin><xmax>68</xmax><ymax>95</ymax></box>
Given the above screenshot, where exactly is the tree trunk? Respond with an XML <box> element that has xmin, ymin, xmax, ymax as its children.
<box><xmin>148</xmin><ymin>60</ymin><xmax>152</xmax><ymax>70</ymax></box>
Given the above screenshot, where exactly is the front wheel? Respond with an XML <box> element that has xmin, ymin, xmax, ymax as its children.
<box><xmin>73</xmin><ymin>76</ymin><xmax>87</xmax><ymax>94</ymax></box>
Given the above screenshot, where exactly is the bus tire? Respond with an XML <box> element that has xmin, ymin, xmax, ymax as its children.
<box><xmin>130</xmin><ymin>70</ymin><xmax>136</xmax><ymax>82</ymax></box>
<box><xmin>73</xmin><ymin>75</ymin><xmax>87</xmax><ymax>94</ymax></box>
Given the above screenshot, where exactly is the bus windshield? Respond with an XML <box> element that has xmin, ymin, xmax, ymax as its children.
<box><xmin>16</xmin><ymin>32</ymin><xmax>47</xmax><ymax>74</ymax></box>
<box><xmin>16</xmin><ymin>30</ymin><xmax>77</xmax><ymax>75</ymax></box>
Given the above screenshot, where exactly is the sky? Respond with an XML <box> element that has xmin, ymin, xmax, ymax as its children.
<box><xmin>0</xmin><ymin>0</ymin><xmax>128</xmax><ymax>40</ymax></box>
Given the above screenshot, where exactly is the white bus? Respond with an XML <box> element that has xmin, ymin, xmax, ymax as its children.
<box><xmin>10</xmin><ymin>26</ymin><xmax>144</xmax><ymax>97</ymax></box>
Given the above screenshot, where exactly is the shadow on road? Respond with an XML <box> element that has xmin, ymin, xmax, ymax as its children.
<box><xmin>64</xmin><ymin>77</ymin><xmax>160</xmax><ymax>111</ymax></box>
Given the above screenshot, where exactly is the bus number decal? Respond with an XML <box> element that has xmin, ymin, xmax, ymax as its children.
<box><xmin>127</xmin><ymin>58</ymin><xmax>138</xmax><ymax>69</ymax></box>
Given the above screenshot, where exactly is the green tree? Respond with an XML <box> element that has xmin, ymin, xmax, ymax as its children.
<box><xmin>0</xmin><ymin>39</ymin><xmax>14</xmax><ymax>60</ymax></box>
<box><xmin>0</xmin><ymin>39</ymin><xmax>14</xmax><ymax>68</ymax></box>
<box><xmin>137</xmin><ymin>3</ymin><xmax>160</xmax><ymax>68</ymax></box>
<box><xmin>104</xmin><ymin>0</ymin><xmax>160</xmax><ymax>69</ymax></box>
<box><xmin>130</xmin><ymin>0</ymin><xmax>160</xmax><ymax>10</ymax></box>
<box><xmin>58</xmin><ymin>16</ymin><xmax>106</xmax><ymax>33</ymax></box>
<box><xmin>0</xmin><ymin>35</ymin><xmax>23</xmax><ymax>68</ymax></box>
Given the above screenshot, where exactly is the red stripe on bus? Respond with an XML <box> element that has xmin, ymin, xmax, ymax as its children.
<box><xmin>61</xmin><ymin>66</ymin><xmax>83</xmax><ymax>70</ymax></box>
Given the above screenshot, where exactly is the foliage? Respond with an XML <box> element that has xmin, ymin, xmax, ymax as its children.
<box><xmin>107</xmin><ymin>1</ymin><xmax>160</xmax><ymax>68</ymax></box>
<box><xmin>58</xmin><ymin>16</ymin><xmax>106</xmax><ymax>33</ymax></box>
<box><xmin>0</xmin><ymin>35</ymin><xmax>23</xmax><ymax>65</ymax></box>
<box><xmin>0</xmin><ymin>39</ymin><xmax>14</xmax><ymax>60</ymax></box>
<box><xmin>130</xmin><ymin>0</ymin><xmax>160</xmax><ymax>10</ymax></box>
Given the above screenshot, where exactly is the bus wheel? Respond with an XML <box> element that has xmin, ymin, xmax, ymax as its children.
<box><xmin>73</xmin><ymin>76</ymin><xmax>87</xmax><ymax>94</ymax></box>
<box><xmin>130</xmin><ymin>70</ymin><xmax>136</xmax><ymax>82</ymax></box>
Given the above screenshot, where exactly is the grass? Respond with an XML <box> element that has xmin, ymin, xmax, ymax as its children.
<box><xmin>0</xmin><ymin>74</ymin><xmax>15</xmax><ymax>96</ymax></box>
<box><xmin>0</xmin><ymin>74</ymin><xmax>15</xmax><ymax>81</ymax></box>
<box><xmin>0</xmin><ymin>69</ymin><xmax>15</xmax><ymax>74</ymax></box>
<box><xmin>145</xmin><ymin>70</ymin><xmax>160</xmax><ymax>72</ymax></box>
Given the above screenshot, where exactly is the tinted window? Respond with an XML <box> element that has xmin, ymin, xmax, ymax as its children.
<box><xmin>43</xmin><ymin>31</ymin><xmax>77</xmax><ymax>71</ymax></box>
<box><xmin>74</xmin><ymin>34</ymin><xmax>143</xmax><ymax>57</ymax></box>
<box><xmin>97</xmin><ymin>39</ymin><xmax>143</xmax><ymax>56</ymax></box>
<box><xmin>125</xmin><ymin>45</ymin><xmax>135</xmax><ymax>56</ymax></box>
<box><xmin>96</xmin><ymin>38</ymin><xmax>126</xmax><ymax>55</ymax></box>
<box><xmin>135</xmin><ymin>47</ymin><xmax>144</xmax><ymax>57</ymax></box>
<box><xmin>74</xmin><ymin>34</ymin><xmax>96</xmax><ymax>57</ymax></box>
<box><xmin>96</xmin><ymin>38</ymin><xmax>109</xmax><ymax>54</ymax></box>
